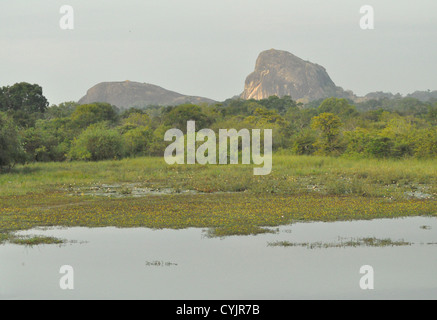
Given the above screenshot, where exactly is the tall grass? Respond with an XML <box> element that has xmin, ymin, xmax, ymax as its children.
<box><xmin>0</xmin><ymin>155</ymin><xmax>435</xmax><ymax>198</ymax></box>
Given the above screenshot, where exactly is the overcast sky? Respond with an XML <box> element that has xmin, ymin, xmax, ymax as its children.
<box><xmin>1</xmin><ymin>0</ymin><xmax>437</xmax><ymax>105</ymax></box>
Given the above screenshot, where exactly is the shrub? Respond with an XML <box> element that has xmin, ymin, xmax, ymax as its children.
<box><xmin>413</xmin><ymin>128</ymin><xmax>437</xmax><ymax>158</ymax></box>
<box><xmin>291</xmin><ymin>129</ymin><xmax>317</xmax><ymax>155</ymax></box>
<box><xmin>69</xmin><ymin>123</ymin><xmax>124</xmax><ymax>161</ymax></box>
<box><xmin>122</xmin><ymin>126</ymin><xmax>153</xmax><ymax>157</ymax></box>
<box><xmin>0</xmin><ymin>112</ymin><xmax>24</xmax><ymax>169</ymax></box>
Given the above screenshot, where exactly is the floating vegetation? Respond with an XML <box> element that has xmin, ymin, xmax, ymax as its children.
<box><xmin>206</xmin><ymin>226</ymin><xmax>278</xmax><ymax>238</ymax></box>
<box><xmin>6</xmin><ymin>235</ymin><xmax>65</xmax><ymax>247</ymax></box>
<box><xmin>420</xmin><ymin>225</ymin><xmax>432</xmax><ymax>230</ymax></box>
<box><xmin>0</xmin><ymin>191</ymin><xmax>436</xmax><ymax>242</ymax></box>
<box><xmin>268</xmin><ymin>237</ymin><xmax>413</xmax><ymax>249</ymax></box>
<box><xmin>145</xmin><ymin>260</ymin><xmax>178</xmax><ymax>267</ymax></box>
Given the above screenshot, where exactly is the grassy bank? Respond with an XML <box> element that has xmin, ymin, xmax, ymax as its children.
<box><xmin>0</xmin><ymin>155</ymin><xmax>436</xmax><ymax>244</ymax></box>
<box><xmin>1</xmin><ymin>155</ymin><xmax>436</xmax><ymax>198</ymax></box>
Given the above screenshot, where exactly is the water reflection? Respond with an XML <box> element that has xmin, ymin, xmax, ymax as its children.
<box><xmin>0</xmin><ymin>216</ymin><xmax>436</xmax><ymax>300</ymax></box>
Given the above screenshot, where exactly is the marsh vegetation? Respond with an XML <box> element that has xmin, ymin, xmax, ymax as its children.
<box><xmin>0</xmin><ymin>155</ymin><xmax>435</xmax><ymax>245</ymax></box>
<box><xmin>268</xmin><ymin>237</ymin><xmax>413</xmax><ymax>249</ymax></box>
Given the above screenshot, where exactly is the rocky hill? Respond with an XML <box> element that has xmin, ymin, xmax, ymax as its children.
<box><xmin>78</xmin><ymin>81</ymin><xmax>216</xmax><ymax>109</ymax></box>
<box><xmin>406</xmin><ymin>90</ymin><xmax>437</xmax><ymax>102</ymax></box>
<box><xmin>240</xmin><ymin>49</ymin><xmax>354</xmax><ymax>103</ymax></box>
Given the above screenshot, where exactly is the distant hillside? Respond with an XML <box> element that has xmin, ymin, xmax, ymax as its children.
<box><xmin>406</xmin><ymin>90</ymin><xmax>437</xmax><ymax>102</ymax></box>
<box><xmin>363</xmin><ymin>91</ymin><xmax>402</xmax><ymax>100</ymax></box>
<box><xmin>240</xmin><ymin>49</ymin><xmax>355</xmax><ymax>103</ymax></box>
<box><xmin>78</xmin><ymin>81</ymin><xmax>216</xmax><ymax>109</ymax></box>
<box><xmin>357</xmin><ymin>91</ymin><xmax>437</xmax><ymax>105</ymax></box>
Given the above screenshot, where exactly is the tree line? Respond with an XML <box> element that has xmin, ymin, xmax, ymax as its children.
<box><xmin>1</xmin><ymin>82</ymin><xmax>436</xmax><ymax>170</ymax></box>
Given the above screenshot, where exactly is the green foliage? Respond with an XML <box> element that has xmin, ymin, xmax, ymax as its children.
<box><xmin>69</xmin><ymin>123</ymin><xmax>124</xmax><ymax>161</ymax></box>
<box><xmin>0</xmin><ymin>112</ymin><xmax>24</xmax><ymax>169</ymax></box>
<box><xmin>318</xmin><ymin>97</ymin><xmax>358</xmax><ymax>120</ymax></box>
<box><xmin>0</xmin><ymin>82</ymin><xmax>48</xmax><ymax>113</ymax></box>
<box><xmin>45</xmin><ymin>102</ymin><xmax>79</xmax><ymax>120</ymax></box>
<box><xmin>163</xmin><ymin>104</ymin><xmax>212</xmax><ymax>132</ymax></box>
<box><xmin>257</xmin><ymin>95</ymin><xmax>298</xmax><ymax>114</ymax></box>
<box><xmin>345</xmin><ymin>128</ymin><xmax>393</xmax><ymax>158</ymax></box>
<box><xmin>122</xmin><ymin>126</ymin><xmax>154</xmax><ymax>157</ymax></box>
<box><xmin>427</xmin><ymin>105</ymin><xmax>437</xmax><ymax>125</ymax></box>
<box><xmin>291</xmin><ymin>129</ymin><xmax>317</xmax><ymax>155</ymax></box>
<box><xmin>119</xmin><ymin>112</ymin><xmax>151</xmax><ymax>133</ymax></box>
<box><xmin>70</xmin><ymin>103</ymin><xmax>119</xmax><ymax>128</ymax></box>
<box><xmin>413</xmin><ymin>128</ymin><xmax>437</xmax><ymax>158</ymax></box>
<box><xmin>311</xmin><ymin>113</ymin><xmax>344</xmax><ymax>155</ymax></box>
<box><xmin>21</xmin><ymin>117</ymin><xmax>77</xmax><ymax>162</ymax></box>
<box><xmin>243</xmin><ymin>108</ymin><xmax>287</xmax><ymax>127</ymax></box>
<box><xmin>0</xmin><ymin>81</ymin><xmax>436</xmax><ymax>166</ymax></box>
<box><xmin>0</xmin><ymin>82</ymin><xmax>49</xmax><ymax>127</ymax></box>
<box><xmin>147</xmin><ymin>124</ymin><xmax>173</xmax><ymax>156</ymax></box>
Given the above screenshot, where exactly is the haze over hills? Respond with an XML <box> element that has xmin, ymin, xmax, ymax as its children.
<box><xmin>78</xmin><ymin>81</ymin><xmax>217</xmax><ymax>109</ymax></box>
<box><xmin>77</xmin><ymin>49</ymin><xmax>436</xmax><ymax>109</ymax></box>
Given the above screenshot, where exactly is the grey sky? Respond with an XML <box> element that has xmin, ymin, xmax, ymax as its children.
<box><xmin>1</xmin><ymin>0</ymin><xmax>437</xmax><ymax>105</ymax></box>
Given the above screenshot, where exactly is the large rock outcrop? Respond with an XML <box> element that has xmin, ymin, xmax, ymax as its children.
<box><xmin>240</xmin><ymin>49</ymin><xmax>354</xmax><ymax>102</ymax></box>
<box><xmin>78</xmin><ymin>81</ymin><xmax>216</xmax><ymax>109</ymax></box>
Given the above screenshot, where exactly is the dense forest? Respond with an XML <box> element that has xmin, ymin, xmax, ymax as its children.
<box><xmin>1</xmin><ymin>82</ymin><xmax>436</xmax><ymax>170</ymax></box>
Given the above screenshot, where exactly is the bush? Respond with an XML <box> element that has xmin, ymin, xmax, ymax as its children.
<box><xmin>291</xmin><ymin>129</ymin><xmax>317</xmax><ymax>155</ymax></box>
<box><xmin>345</xmin><ymin>128</ymin><xmax>394</xmax><ymax>158</ymax></box>
<box><xmin>69</xmin><ymin>123</ymin><xmax>124</xmax><ymax>161</ymax></box>
<box><xmin>413</xmin><ymin>128</ymin><xmax>437</xmax><ymax>158</ymax></box>
<box><xmin>122</xmin><ymin>126</ymin><xmax>153</xmax><ymax>157</ymax></box>
<box><xmin>0</xmin><ymin>112</ymin><xmax>24</xmax><ymax>168</ymax></box>
<box><xmin>21</xmin><ymin>126</ymin><xmax>67</xmax><ymax>162</ymax></box>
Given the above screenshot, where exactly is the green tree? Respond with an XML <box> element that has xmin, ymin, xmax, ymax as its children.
<box><xmin>318</xmin><ymin>97</ymin><xmax>358</xmax><ymax>120</ymax></box>
<box><xmin>45</xmin><ymin>101</ymin><xmax>79</xmax><ymax>120</ymax></box>
<box><xmin>163</xmin><ymin>104</ymin><xmax>211</xmax><ymax>132</ymax></box>
<box><xmin>70</xmin><ymin>103</ymin><xmax>119</xmax><ymax>128</ymax></box>
<box><xmin>219</xmin><ymin>99</ymin><xmax>262</xmax><ymax>117</ymax></box>
<box><xmin>413</xmin><ymin>128</ymin><xmax>437</xmax><ymax>158</ymax></box>
<box><xmin>311</xmin><ymin>113</ymin><xmax>344</xmax><ymax>155</ymax></box>
<box><xmin>258</xmin><ymin>95</ymin><xmax>298</xmax><ymax>115</ymax></box>
<box><xmin>0</xmin><ymin>112</ymin><xmax>24</xmax><ymax>169</ymax></box>
<box><xmin>379</xmin><ymin>117</ymin><xmax>415</xmax><ymax>157</ymax></box>
<box><xmin>0</xmin><ymin>82</ymin><xmax>48</xmax><ymax>113</ymax></box>
<box><xmin>0</xmin><ymin>82</ymin><xmax>49</xmax><ymax>127</ymax></box>
<box><xmin>122</xmin><ymin>126</ymin><xmax>154</xmax><ymax>157</ymax></box>
<box><xmin>120</xmin><ymin>112</ymin><xmax>151</xmax><ymax>132</ymax></box>
<box><xmin>21</xmin><ymin>119</ymin><xmax>71</xmax><ymax>162</ymax></box>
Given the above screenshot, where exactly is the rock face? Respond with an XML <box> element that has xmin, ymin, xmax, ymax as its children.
<box><xmin>241</xmin><ymin>49</ymin><xmax>353</xmax><ymax>103</ymax></box>
<box><xmin>78</xmin><ymin>81</ymin><xmax>216</xmax><ymax>109</ymax></box>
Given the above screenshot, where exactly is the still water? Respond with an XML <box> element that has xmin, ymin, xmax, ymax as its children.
<box><xmin>1</xmin><ymin>217</ymin><xmax>436</xmax><ymax>300</ymax></box>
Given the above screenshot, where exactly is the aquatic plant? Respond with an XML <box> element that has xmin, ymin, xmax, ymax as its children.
<box><xmin>268</xmin><ymin>237</ymin><xmax>412</xmax><ymax>249</ymax></box>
